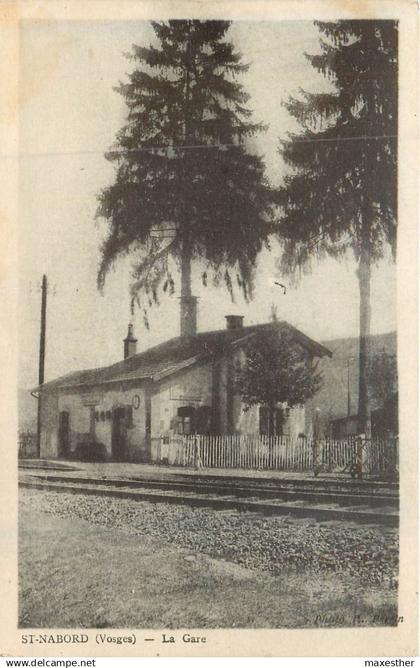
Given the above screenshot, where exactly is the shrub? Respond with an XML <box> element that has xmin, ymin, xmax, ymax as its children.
<box><xmin>73</xmin><ymin>442</ymin><xmax>108</xmax><ymax>462</ymax></box>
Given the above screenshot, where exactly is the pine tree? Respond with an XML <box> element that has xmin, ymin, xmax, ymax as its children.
<box><xmin>277</xmin><ymin>20</ymin><xmax>397</xmax><ymax>434</ymax></box>
<box><xmin>96</xmin><ymin>20</ymin><xmax>272</xmax><ymax>327</ymax></box>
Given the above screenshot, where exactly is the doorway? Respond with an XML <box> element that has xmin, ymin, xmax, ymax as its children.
<box><xmin>111</xmin><ymin>406</ymin><xmax>127</xmax><ymax>461</ymax></box>
<box><xmin>58</xmin><ymin>411</ymin><xmax>70</xmax><ymax>458</ymax></box>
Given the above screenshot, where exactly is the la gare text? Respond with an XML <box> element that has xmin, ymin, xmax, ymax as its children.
<box><xmin>162</xmin><ymin>633</ymin><xmax>206</xmax><ymax>644</ymax></box>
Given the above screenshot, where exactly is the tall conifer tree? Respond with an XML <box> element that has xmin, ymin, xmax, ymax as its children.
<box><xmin>277</xmin><ymin>21</ymin><xmax>397</xmax><ymax>433</ymax></box>
<box><xmin>97</xmin><ymin>20</ymin><xmax>272</xmax><ymax>327</ymax></box>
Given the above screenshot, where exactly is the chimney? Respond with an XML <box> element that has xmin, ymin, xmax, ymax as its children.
<box><xmin>123</xmin><ymin>324</ymin><xmax>137</xmax><ymax>359</ymax></box>
<box><xmin>225</xmin><ymin>315</ymin><xmax>244</xmax><ymax>330</ymax></box>
<box><xmin>180</xmin><ymin>296</ymin><xmax>198</xmax><ymax>337</ymax></box>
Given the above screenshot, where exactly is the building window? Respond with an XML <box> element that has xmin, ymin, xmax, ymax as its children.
<box><xmin>259</xmin><ymin>406</ymin><xmax>285</xmax><ymax>437</ymax></box>
<box><xmin>178</xmin><ymin>416</ymin><xmax>192</xmax><ymax>435</ymax></box>
<box><xmin>177</xmin><ymin>406</ymin><xmax>195</xmax><ymax>435</ymax></box>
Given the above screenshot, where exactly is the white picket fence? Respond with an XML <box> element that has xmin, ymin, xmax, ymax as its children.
<box><xmin>176</xmin><ymin>434</ymin><xmax>313</xmax><ymax>470</ymax></box>
<box><xmin>153</xmin><ymin>433</ymin><xmax>398</xmax><ymax>477</ymax></box>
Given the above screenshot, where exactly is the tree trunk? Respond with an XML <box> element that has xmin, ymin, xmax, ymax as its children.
<box><xmin>179</xmin><ymin>26</ymin><xmax>196</xmax><ymax>338</ymax></box>
<box><xmin>268</xmin><ymin>402</ymin><xmax>275</xmax><ymax>437</ymax></box>
<box><xmin>357</xmin><ymin>248</ymin><xmax>371</xmax><ymax>435</ymax></box>
<box><xmin>181</xmin><ymin>242</ymin><xmax>192</xmax><ymax>298</ymax></box>
<box><xmin>180</xmin><ymin>241</ymin><xmax>197</xmax><ymax>337</ymax></box>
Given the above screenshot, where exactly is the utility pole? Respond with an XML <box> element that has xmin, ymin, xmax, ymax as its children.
<box><xmin>36</xmin><ymin>274</ymin><xmax>47</xmax><ymax>458</ymax></box>
<box><xmin>347</xmin><ymin>359</ymin><xmax>351</xmax><ymax>418</ymax></box>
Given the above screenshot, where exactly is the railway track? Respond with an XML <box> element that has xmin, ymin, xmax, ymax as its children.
<box><xmin>19</xmin><ymin>469</ymin><xmax>398</xmax><ymax>527</ymax></box>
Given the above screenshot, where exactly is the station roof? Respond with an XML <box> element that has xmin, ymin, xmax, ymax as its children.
<box><xmin>35</xmin><ymin>320</ymin><xmax>331</xmax><ymax>392</ymax></box>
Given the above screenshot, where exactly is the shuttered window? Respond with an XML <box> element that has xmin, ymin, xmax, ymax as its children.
<box><xmin>259</xmin><ymin>406</ymin><xmax>285</xmax><ymax>436</ymax></box>
<box><xmin>177</xmin><ymin>406</ymin><xmax>195</xmax><ymax>435</ymax></box>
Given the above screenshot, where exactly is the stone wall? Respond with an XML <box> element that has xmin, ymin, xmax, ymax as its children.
<box><xmin>40</xmin><ymin>382</ymin><xmax>148</xmax><ymax>461</ymax></box>
<box><xmin>150</xmin><ymin>362</ymin><xmax>213</xmax><ymax>461</ymax></box>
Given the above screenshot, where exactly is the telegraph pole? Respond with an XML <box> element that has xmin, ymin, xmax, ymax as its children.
<box><xmin>347</xmin><ymin>359</ymin><xmax>351</xmax><ymax>417</ymax></box>
<box><xmin>36</xmin><ymin>274</ymin><xmax>47</xmax><ymax>458</ymax></box>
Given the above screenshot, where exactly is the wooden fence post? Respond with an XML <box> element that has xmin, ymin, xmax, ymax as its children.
<box><xmin>312</xmin><ymin>408</ymin><xmax>321</xmax><ymax>476</ymax></box>
<box><xmin>356</xmin><ymin>434</ymin><xmax>364</xmax><ymax>479</ymax></box>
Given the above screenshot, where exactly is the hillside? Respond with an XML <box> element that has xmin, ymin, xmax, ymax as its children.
<box><xmin>313</xmin><ymin>331</ymin><xmax>397</xmax><ymax>429</ymax></box>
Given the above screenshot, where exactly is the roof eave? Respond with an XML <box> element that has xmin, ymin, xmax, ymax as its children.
<box><xmin>55</xmin><ymin>374</ymin><xmax>151</xmax><ymax>391</ymax></box>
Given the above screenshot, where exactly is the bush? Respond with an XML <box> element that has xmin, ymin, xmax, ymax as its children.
<box><xmin>73</xmin><ymin>442</ymin><xmax>108</xmax><ymax>462</ymax></box>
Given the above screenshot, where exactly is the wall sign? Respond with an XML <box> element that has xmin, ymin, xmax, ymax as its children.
<box><xmin>82</xmin><ymin>394</ymin><xmax>103</xmax><ymax>407</ymax></box>
<box><xmin>132</xmin><ymin>394</ymin><xmax>141</xmax><ymax>410</ymax></box>
<box><xmin>170</xmin><ymin>385</ymin><xmax>202</xmax><ymax>402</ymax></box>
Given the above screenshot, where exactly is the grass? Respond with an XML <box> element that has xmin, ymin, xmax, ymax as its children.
<box><xmin>19</xmin><ymin>502</ymin><xmax>397</xmax><ymax>629</ymax></box>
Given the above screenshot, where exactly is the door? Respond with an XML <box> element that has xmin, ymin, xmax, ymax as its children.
<box><xmin>58</xmin><ymin>411</ymin><xmax>70</xmax><ymax>458</ymax></box>
<box><xmin>111</xmin><ymin>407</ymin><xmax>127</xmax><ymax>461</ymax></box>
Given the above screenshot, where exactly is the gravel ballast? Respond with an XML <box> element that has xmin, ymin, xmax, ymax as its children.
<box><xmin>20</xmin><ymin>489</ymin><xmax>398</xmax><ymax>587</ymax></box>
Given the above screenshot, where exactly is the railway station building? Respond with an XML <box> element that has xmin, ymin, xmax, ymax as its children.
<box><xmin>34</xmin><ymin>314</ymin><xmax>331</xmax><ymax>463</ymax></box>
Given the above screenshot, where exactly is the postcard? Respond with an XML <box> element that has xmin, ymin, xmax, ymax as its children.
<box><xmin>0</xmin><ymin>0</ymin><xmax>418</xmax><ymax>658</ymax></box>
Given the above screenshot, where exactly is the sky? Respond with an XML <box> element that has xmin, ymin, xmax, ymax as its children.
<box><xmin>18</xmin><ymin>20</ymin><xmax>396</xmax><ymax>389</ymax></box>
